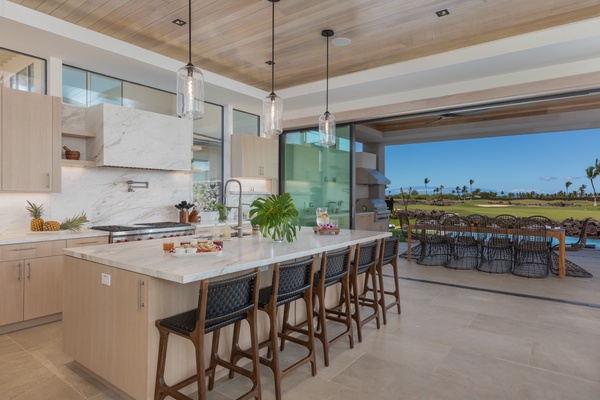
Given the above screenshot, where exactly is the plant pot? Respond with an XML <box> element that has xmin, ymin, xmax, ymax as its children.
<box><xmin>271</xmin><ymin>231</ymin><xmax>284</xmax><ymax>242</ymax></box>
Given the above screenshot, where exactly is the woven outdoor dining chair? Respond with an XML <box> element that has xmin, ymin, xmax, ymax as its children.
<box><xmin>477</xmin><ymin>216</ymin><xmax>513</xmax><ymax>274</ymax></box>
<box><xmin>512</xmin><ymin>218</ymin><xmax>551</xmax><ymax>278</ymax></box>
<box><xmin>414</xmin><ymin>217</ymin><xmax>451</xmax><ymax>266</ymax></box>
<box><xmin>444</xmin><ymin>215</ymin><xmax>480</xmax><ymax>270</ymax></box>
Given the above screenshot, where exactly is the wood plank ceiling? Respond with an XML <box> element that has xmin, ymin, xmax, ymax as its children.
<box><xmin>10</xmin><ymin>0</ymin><xmax>600</xmax><ymax>92</ymax></box>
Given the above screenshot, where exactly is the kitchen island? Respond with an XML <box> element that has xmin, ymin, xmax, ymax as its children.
<box><xmin>62</xmin><ymin>228</ymin><xmax>390</xmax><ymax>400</ymax></box>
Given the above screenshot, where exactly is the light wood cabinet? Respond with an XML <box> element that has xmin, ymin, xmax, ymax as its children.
<box><xmin>0</xmin><ymin>87</ymin><xmax>61</xmax><ymax>192</ymax></box>
<box><xmin>66</xmin><ymin>236</ymin><xmax>109</xmax><ymax>248</ymax></box>
<box><xmin>63</xmin><ymin>259</ymin><xmax>150</xmax><ymax>400</ymax></box>
<box><xmin>231</xmin><ymin>134</ymin><xmax>279</xmax><ymax>179</ymax></box>
<box><xmin>0</xmin><ymin>260</ymin><xmax>24</xmax><ymax>326</ymax></box>
<box><xmin>0</xmin><ymin>240</ymin><xmax>65</xmax><ymax>327</ymax></box>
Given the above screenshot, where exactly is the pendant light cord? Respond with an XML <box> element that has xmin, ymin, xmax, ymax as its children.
<box><xmin>270</xmin><ymin>0</ymin><xmax>275</xmax><ymax>95</ymax></box>
<box><xmin>188</xmin><ymin>0</ymin><xmax>192</xmax><ymax>65</ymax></box>
<box><xmin>325</xmin><ymin>34</ymin><xmax>329</xmax><ymax>113</ymax></box>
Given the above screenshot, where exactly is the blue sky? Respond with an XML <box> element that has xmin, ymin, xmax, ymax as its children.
<box><xmin>384</xmin><ymin>129</ymin><xmax>600</xmax><ymax>196</ymax></box>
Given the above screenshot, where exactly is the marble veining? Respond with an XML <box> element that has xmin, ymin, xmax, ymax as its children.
<box><xmin>64</xmin><ymin>229</ymin><xmax>390</xmax><ymax>284</ymax></box>
<box><xmin>89</xmin><ymin>103</ymin><xmax>192</xmax><ymax>171</ymax></box>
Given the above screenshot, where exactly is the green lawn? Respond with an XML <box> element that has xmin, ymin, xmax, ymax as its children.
<box><xmin>390</xmin><ymin>199</ymin><xmax>600</xmax><ymax>227</ymax></box>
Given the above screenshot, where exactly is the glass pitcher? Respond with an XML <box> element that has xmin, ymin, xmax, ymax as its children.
<box><xmin>316</xmin><ymin>207</ymin><xmax>329</xmax><ymax>227</ymax></box>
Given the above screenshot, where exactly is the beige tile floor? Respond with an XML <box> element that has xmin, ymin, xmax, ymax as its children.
<box><xmin>2</xmin><ymin>245</ymin><xmax>599</xmax><ymax>399</ymax></box>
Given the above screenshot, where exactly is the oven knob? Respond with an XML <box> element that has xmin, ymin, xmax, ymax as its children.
<box><xmin>169</xmin><ymin>235</ymin><xmax>174</xmax><ymax>237</ymax></box>
<box><xmin>116</xmin><ymin>240</ymin><xmax>122</xmax><ymax>243</ymax></box>
<box><xmin>148</xmin><ymin>237</ymin><xmax>153</xmax><ymax>240</ymax></box>
<box><xmin>124</xmin><ymin>239</ymin><xmax>129</xmax><ymax>242</ymax></box>
<box><xmin>162</xmin><ymin>235</ymin><xmax>167</xmax><ymax>238</ymax></box>
<box><xmin>137</xmin><ymin>238</ymin><xmax>142</xmax><ymax>241</ymax></box>
<box><xmin>176</xmin><ymin>234</ymin><xmax>181</xmax><ymax>237</ymax></box>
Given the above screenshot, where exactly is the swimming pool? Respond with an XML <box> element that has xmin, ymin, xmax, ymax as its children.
<box><xmin>551</xmin><ymin>236</ymin><xmax>600</xmax><ymax>250</ymax></box>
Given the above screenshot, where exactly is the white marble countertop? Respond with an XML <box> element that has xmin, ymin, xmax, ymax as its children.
<box><xmin>0</xmin><ymin>230</ymin><xmax>110</xmax><ymax>245</ymax></box>
<box><xmin>64</xmin><ymin>229</ymin><xmax>391</xmax><ymax>284</ymax></box>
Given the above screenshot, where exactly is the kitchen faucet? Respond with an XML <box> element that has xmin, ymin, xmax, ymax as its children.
<box><xmin>224</xmin><ymin>178</ymin><xmax>244</xmax><ymax>238</ymax></box>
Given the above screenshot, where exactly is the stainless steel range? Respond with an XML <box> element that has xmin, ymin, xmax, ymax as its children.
<box><xmin>91</xmin><ymin>222</ymin><xmax>195</xmax><ymax>243</ymax></box>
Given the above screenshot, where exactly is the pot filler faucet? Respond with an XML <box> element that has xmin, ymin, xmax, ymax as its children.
<box><xmin>224</xmin><ymin>178</ymin><xmax>244</xmax><ymax>238</ymax></box>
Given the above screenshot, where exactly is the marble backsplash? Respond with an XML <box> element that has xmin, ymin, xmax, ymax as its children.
<box><xmin>0</xmin><ymin>166</ymin><xmax>193</xmax><ymax>234</ymax></box>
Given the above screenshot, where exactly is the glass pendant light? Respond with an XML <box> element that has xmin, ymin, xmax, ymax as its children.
<box><xmin>262</xmin><ymin>0</ymin><xmax>283</xmax><ymax>138</ymax></box>
<box><xmin>319</xmin><ymin>29</ymin><xmax>336</xmax><ymax>147</ymax></box>
<box><xmin>177</xmin><ymin>0</ymin><xmax>204</xmax><ymax>119</ymax></box>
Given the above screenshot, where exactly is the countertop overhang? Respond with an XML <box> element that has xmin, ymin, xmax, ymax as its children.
<box><xmin>64</xmin><ymin>229</ymin><xmax>391</xmax><ymax>284</ymax></box>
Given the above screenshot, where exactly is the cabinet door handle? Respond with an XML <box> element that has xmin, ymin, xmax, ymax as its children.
<box><xmin>77</xmin><ymin>241</ymin><xmax>99</xmax><ymax>245</ymax></box>
<box><xmin>17</xmin><ymin>263</ymin><xmax>22</xmax><ymax>281</ymax></box>
<box><xmin>137</xmin><ymin>280</ymin><xmax>145</xmax><ymax>310</ymax></box>
<box><xmin>46</xmin><ymin>173</ymin><xmax>50</xmax><ymax>188</ymax></box>
<box><xmin>10</xmin><ymin>247</ymin><xmax>36</xmax><ymax>251</ymax></box>
<box><xmin>27</xmin><ymin>262</ymin><xmax>31</xmax><ymax>280</ymax></box>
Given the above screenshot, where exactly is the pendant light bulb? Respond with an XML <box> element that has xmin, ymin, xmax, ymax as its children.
<box><xmin>263</xmin><ymin>0</ymin><xmax>283</xmax><ymax>138</ymax></box>
<box><xmin>177</xmin><ymin>0</ymin><xmax>204</xmax><ymax>119</ymax></box>
<box><xmin>319</xmin><ymin>29</ymin><xmax>336</xmax><ymax>147</ymax></box>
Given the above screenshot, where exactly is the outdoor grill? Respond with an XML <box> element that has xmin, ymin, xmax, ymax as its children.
<box><xmin>356</xmin><ymin>198</ymin><xmax>390</xmax><ymax>223</ymax></box>
<box><xmin>91</xmin><ymin>222</ymin><xmax>195</xmax><ymax>243</ymax></box>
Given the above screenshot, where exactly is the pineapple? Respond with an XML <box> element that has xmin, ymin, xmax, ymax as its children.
<box><xmin>43</xmin><ymin>221</ymin><xmax>61</xmax><ymax>231</ymax></box>
<box><xmin>60</xmin><ymin>212</ymin><xmax>88</xmax><ymax>231</ymax></box>
<box><xmin>26</xmin><ymin>201</ymin><xmax>44</xmax><ymax>231</ymax></box>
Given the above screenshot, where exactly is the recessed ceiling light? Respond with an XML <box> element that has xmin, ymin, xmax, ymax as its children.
<box><xmin>332</xmin><ymin>37</ymin><xmax>351</xmax><ymax>47</ymax></box>
<box><xmin>435</xmin><ymin>9</ymin><xmax>449</xmax><ymax>17</ymax></box>
<box><xmin>172</xmin><ymin>19</ymin><xmax>186</xmax><ymax>26</ymax></box>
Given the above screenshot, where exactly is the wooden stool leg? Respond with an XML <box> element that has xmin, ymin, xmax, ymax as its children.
<box><xmin>195</xmin><ymin>334</ymin><xmax>208</xmax><ymax>399</ymax></box>
<box><xmin>350</xmin><ymin>272</ymin><xmax>363</xmax><ymax>343</ymax></box>
<box><xmin>246</xmin><ymin>311</ymin><xmax>262</xmax><ymax>400</ymax></box>
<box><xmin>377</xmin><ymin>263</ymin><xmax>388</xmax><ymax>324</ymax></box>
<box><xmin>154</xmin><ymin>328</ymin><xmax>169</xmax><ymax>400</ymax></box>
<box><xmin>228</xmin><ymin>321</ymin><xmax>242</xmax><ymax>379</ymax></box>
<box><xmin>208</xmin><ymin>328</ymin><xmax>221</xmax><ymax>390</ymax></box>
<box><xmin>304</xmin><ymin>291</ymin><xmax>317</xmax><ymax>376</ymax></box>
<box><xmin>279</xmin><ymin>302</ymin><xmax>291</xmax><ymax>351</ymax></box>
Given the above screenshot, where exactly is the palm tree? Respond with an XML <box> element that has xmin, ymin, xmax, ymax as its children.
<box><xmin>469</xmin><ymin>179</ymin><xmax>474</xmax><ymax>200</ymax></box>
<box><xmin>424</xmin><ymin>178</ymin><xmax>430</xmax><ymax>196</ymax></box>
<box><xmin>565</xmin><ymin>181</ymin><xmax>572</xmax><ymax>200</ymax></box>
<box><xmin>455</xmin><ymin>186</ymin><xmax>460</xmax><ymax>200</ymax></box>
<box><xmin>439</xmin><ymin>185</ymin><xmax>445</xmax><ymax>199</ymax></box>
<box><xmin>579</xmin><ymin>184</ymin><xmax>586</xmax><ymax>198</ymax></box>
<box><xmin>586</xmin><ymin>164</ymin><xmax>598</xmax><ymax>206</ymax></box>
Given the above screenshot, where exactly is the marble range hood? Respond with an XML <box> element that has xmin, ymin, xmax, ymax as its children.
<box><xmin>86</xmin><ymin>103</ymin><xmax>193</xmax><ymax>171</ymax></box>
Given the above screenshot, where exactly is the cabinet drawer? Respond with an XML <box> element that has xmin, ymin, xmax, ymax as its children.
<box><xmin>0</xmin><ymin>240</ymin><xmax>66</xmax><ymax>262</ymax></box>
<box><xmin>66</xmin><ymin>237</ymin><xmax>109</xmax><ymax>248</ymax></box>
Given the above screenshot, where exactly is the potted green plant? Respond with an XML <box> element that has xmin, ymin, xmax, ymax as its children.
<box><xmin>249</xmin><ymin>193</ymin><xmax>301</xmax><ymax>242</ymax></box>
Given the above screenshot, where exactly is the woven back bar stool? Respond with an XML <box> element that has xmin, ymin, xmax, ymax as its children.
<box><xmin>349</xmin><ymin>240</ymin><xmax>381</xmax><ymax>343</ymax></box>
<box><xmin>310</xmin><ymin>246</ymin><xmax>354</xmax><ymax>367</ymax></box>
<box><xmin>364</xmin><ymin>237</ymin><xmax>400</xmax><ymax>325</ymax></box>
<box><xmin>154</xmin><ymin>268</ymin><xmax>261</xmax><ymax>400</ymax></box>
<box><xmin>229</xmin><ymin>257</ymin><xmax>317</xmax><ymax>400</ymax></box>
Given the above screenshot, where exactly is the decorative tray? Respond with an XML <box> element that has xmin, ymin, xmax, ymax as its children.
<box><xmin>313</xmin><ymin>227</ymin><xmax>340</xmax><ymax>235</ymax></box>
<box><xmin>171</xmin><ymin>250</ymin><xmax>222</xmax><ymax>257</ymax></box>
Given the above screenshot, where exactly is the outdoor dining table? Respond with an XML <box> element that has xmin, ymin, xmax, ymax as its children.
<box><xmin>406</xmin><ymin>224</ymin><xmax>567</xmax><ymax>278</ymax></box>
